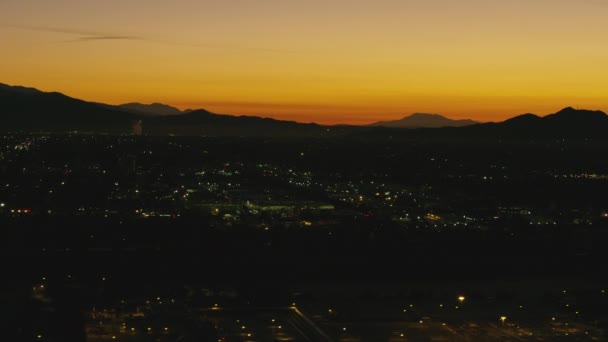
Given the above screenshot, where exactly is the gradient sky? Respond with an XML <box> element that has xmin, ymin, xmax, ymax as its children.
<box><xmin>1</xmin><ymin>0</ymin><xmax>608</xmax><ymax>124</ymax></box>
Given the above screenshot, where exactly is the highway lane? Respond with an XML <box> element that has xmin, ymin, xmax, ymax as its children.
<box><xmin>198</xmin><ymin>306</ymin><xmax>333</xmax><ymax>342</ymax></box>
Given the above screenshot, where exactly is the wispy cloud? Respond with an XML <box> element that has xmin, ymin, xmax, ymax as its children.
<box><xmin>3</xmin><ymin>24</ymin><xmax>144</xmax><ymax>42</ymax></box>
<box><xmin>66</xmin><ymin>36</ymin><xmax>144</xmax><ymax>42</ymax></box>
<box><xmin>2</xmin><ymin>23</ymin><xmax>294</xmax><ymax>53</ymax></box>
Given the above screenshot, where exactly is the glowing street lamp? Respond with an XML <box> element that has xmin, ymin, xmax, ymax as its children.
<box><xmin>458</xmin><ymin>296</ymin><xmax>465</xmax><ymax>304</ymax></box>
<box><xmin>500</xmin><ymin>316</ymin><xmax>507</xmax><ymax>326</ymax></box>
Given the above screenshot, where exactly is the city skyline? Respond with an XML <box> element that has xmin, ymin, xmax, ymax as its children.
<box><xmin>2</xmin><ymin>0</ymin><xmax>608</xmax><ymax>124</ymax></box>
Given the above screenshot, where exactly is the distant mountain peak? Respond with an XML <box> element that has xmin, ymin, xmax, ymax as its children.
<box><xmin>557</xmin><ymin>106</ymin><xmax>576</xmax><ymax>113</ymax></box>
<box><xmin>370</xmin><ymin>113</ymin><xmax>478</xmax><ymax>128</ymax></box>
<box><xmin>551</xmin><ymin>107</ymin><xmax>606</xmax><ymax>118</ymax></box>
<box><xmin>405</xmin><ymin>113</ymin><xmax>449</xmax><ymax>120</ymax></box>
<box><xmin>119</xmin><ymin>102</ymin><xmax>186</xmax><ymax>116</ymax></box>
<box><xmin>408</xmin><ymin>112</ymin><xmax>444</xmax><ymax>117</ymax></box>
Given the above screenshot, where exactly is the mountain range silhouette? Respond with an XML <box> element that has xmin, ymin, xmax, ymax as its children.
<box><xmin>1</xmin><ymin>83</ymin><xmax>606</xmax><ymax>139</ymax></box>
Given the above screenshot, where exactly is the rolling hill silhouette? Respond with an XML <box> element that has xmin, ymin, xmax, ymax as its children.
<box><xmin>0</xmin><ymin>83</ymin><xmax>335</xmax><ymax>137</ymax></box>
<box><xmin>0</xmin><ymin>83</ymin><xmax>137</xmax><ymax>132</ymax></box>
<box><xmin>142</xmin><ymin>109</ymin><xmax>333</xmax><ymax>137</ymax></box>
<box><xmin>459</xmin><ymin>107</ymin><xmax>608</xmax><ymax>139</ymax></box>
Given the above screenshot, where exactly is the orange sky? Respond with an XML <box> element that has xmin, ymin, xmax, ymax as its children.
<box><xmin>1</xmin><ymin>0</ymin><xmax>608</xmax><ymax>125</ymax></box>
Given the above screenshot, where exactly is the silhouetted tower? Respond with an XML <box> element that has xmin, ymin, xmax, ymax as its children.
<box><xmin>132</xmin><ymin>120</ymin><xmax>143</xmax><ymax>136</ymax></box>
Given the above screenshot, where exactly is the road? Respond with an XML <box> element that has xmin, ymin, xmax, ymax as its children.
<box><xmin>199</xmin><ymin>306</ymin><xmax>334</xmax><ymax>342</ymax></box>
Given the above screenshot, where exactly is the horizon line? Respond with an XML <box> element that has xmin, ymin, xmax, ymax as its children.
<box><xmin>3</xmin><ymin>82</ymin><xmax>606</xmax><ymax>126</ymax></box>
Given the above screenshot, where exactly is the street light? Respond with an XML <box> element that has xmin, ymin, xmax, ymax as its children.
<box><xmin>500</xmin><ymin>316</ymin><xmax>507</xmax><ymax>326</ymax></box>
<box><xmin>458</xmin><ymin>296</ymin><xmax>465</xmax><ymax>304</ymax></box>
